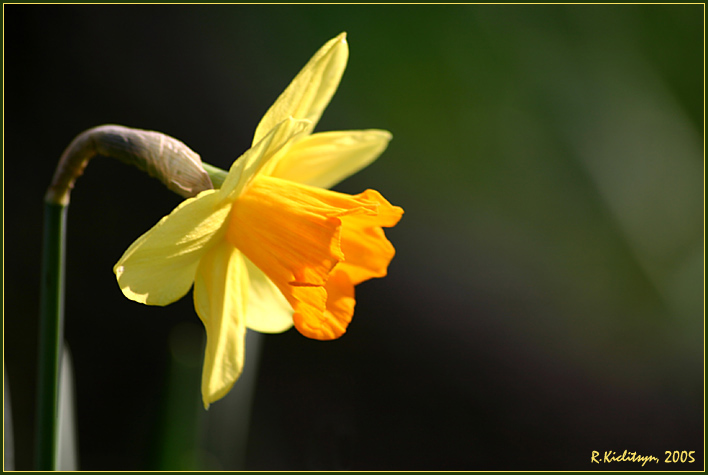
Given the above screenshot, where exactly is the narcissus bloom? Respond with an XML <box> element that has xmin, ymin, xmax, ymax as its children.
<box><xmin>114</xmin><ymin>33</ymin><xmax>403</xmax><ymax>407</ymax></box>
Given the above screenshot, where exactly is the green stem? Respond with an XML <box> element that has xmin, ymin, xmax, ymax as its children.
<box><xmin>36</xmin><ymin>201</ymin><xmax>67</xmax><ymax>470</ymax></box>
<box><xmin>201</xmin><ymin>162</ymin><xmax>228</xmax><ymax>189</ymax></box>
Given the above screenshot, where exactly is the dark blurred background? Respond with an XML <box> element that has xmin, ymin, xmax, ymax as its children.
<box><xmin>3</xmin><ymin>4</ymin><xmax>703</xmax><ymax>471</ymax></box>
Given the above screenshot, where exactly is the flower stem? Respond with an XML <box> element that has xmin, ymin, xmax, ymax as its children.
<box><xmin>36</xmin><ymin>201</ymin><xmax>67</xmax><ymax>470</ymax></box>
<box><xmin>201</xmin><ymin>162</ymin><xmax>228</xmax><ymax>189</ymax></box>
<box><xmin>36</xmin><ymin>124</ymin><xmax>223</xmax><ymax>470</ymax></box>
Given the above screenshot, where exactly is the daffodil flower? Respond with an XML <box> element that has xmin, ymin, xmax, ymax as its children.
<box><xmin>114</xmin><ymin>33</ymin><xmax>403</xmax><ymax>407</ymax></box>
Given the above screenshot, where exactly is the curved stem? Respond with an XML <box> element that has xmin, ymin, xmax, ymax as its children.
<box><xmin>37</xmin><ymin>125</ymin><xmax>228</xmax><ymax>470</ymax></box>
<box><xmin>45</xmin><ymin>125</ymin><xmax>216</xmax><ymax>205</ymax></box>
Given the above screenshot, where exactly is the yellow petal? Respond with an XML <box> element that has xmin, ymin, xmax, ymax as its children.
<box><xmin>265</xmin><ymin>130</ymin><xmax>393</xmax><ymax>189</ymax></box>
<box><xmin>252</xmin><ymin>33</ymin><xmax>348</xmax><ymax>145</ymax></box>
<box><xmin>114</xmin><ymin>189</ymin><xmax>230</xmax><ymax>306</ymax></box>
<box><xmin>243</xmin><ymin>256</ymin><xmax>294</xmax><ymax>334</ymax></box>
<box><xmin>193</xmin><ymin>241</ymin><xmax>248</xmax><ymax>408</ymax></box>
<box><xmin>219</xmin><ymin>117</ymin><xmax>310</xmax><ymax>202</ymax></box>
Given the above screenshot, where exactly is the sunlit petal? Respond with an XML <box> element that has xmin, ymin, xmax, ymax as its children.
<box><xmin>252</xmin><ymin>33</ymin><xmax>348</xmax><ymax>144</ymax></box>
<box><xmin>114</xmin><ymin>190</ymin><xmax>230</xmax><ymax>306</ymax></box>
<box><xmin>266</xmin><ymin>130</ymin><xmax>392</xmax><ymax>188</ymax></box>
<box><xmin>219</xmin><ymin>117</ymin><xmax>310</xmax><ymax>202</ymax></box>
<box><xmin>338</xmin><ymin>189</ymin><xmax>403</xmax><ymax>285</ymax></box>
<box><xmin>322</xmin><ymin>268</ymin><xmax>356</xmax><ymax>336</ymax></box>
<box><xmin>193</xmin><ymin>241</ymin><xmax>248</xmax><ymax>408</ymax></box>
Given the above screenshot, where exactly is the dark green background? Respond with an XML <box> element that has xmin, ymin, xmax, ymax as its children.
<box><xmin>3</xmin><ymin>4</ymin><xmax>703</xmax><ymax>470</ymax></box>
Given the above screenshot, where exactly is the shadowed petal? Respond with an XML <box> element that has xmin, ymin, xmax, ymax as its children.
<box><xmin>244</xmin><ymin>257</ymin><xmax>294</xmax><ymax>334</ymax></box>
